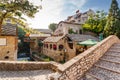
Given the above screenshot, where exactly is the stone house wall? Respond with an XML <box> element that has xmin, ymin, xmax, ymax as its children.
<box><xmin>43</xmin><ymin>37</ymin><xmax>76</xmax><ymax>62</ymax></box>
<box><xmin>54</xmin><ymin>22</ymin><xmax>82</xmax><ymax>35</ymax></box>
<box><xmin>0</xmin><ymin>36</ymin><xmax>17</xmax><ymax>61</ymax></box>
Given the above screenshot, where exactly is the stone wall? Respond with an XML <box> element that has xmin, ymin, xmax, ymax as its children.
<box><xmin>0</xmin><ymin>61</ymin><xmax>63</xmax><ymax>72</ymax></box>
<box><xmin>0</xmin><ymin>36</ymin><xmax>17</xmax><ymax>61</ymax></box>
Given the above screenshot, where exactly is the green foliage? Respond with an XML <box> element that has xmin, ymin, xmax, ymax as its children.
<box><xmin>18</xmin><ymin>26</ymin><xmax>26</xmax><ymax>39</ymax></box>
<box><xmin>83</xmin><ymin>10</ymin><xmax>107</xmax><ymax>35</ymax></box>
<box><xmin>18</xmin><ymin>25</ymin><xmax>41</xmax><ymax>54</ymax></box>
<box><xmin>0</xmin><ymin>0</ymin><xmax>40</xmax><ymax>35</ymax></box>
<box><xmin>18</xmin><ymin>26</ymin><xmax>30</xmax><ymax>54</ymax></box>
<box><xmin>68</xmin><ymin>28</ymin><xmax>77</xmax><ymax>34</ymax></box>
<box><xmin>38</xmin><ymin>41</ymin><xmax>43</xmax><ymax>47</ymax></box>
<box><xmin>0</xmin><ymin>0</ymin><xmax>39</xmax><ymax>18</ymax></box>
<box><xmin>48</xmin><ymin>23</ymin><xmax>57</xmax><ymax>32</ymax></box>
<box><xmin>104</xmin><ymin>0</ymin><xmax>120</xmax><ymax>38</ymax></box>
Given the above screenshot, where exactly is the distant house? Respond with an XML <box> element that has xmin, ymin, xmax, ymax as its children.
<box><xmin>0</xmin><ymin>23</ymin><xmax>18</xmax><ymax>61</ymax></box>
<box><xmin>65</xmin><ymin>9</ymin><xmax>95</xmax><ymax>24</ymax></box>
<box><xmin>24</xmin><ymin>34</ymin><xmax>51</xmax><ymax>57</ymax></box>
<box><xmin>43</xmin><ymin>34</ymin><xmax>98</xmax><ymax>62</ymax></box>
<box><xmin>54</xmin><ymin>21</ymin><xmax>83</xmax><ymax>36</ymax></box>
<box><xmin>53</xmin><ymin>9</ymin><xmax>95</xmax><ymax>36</ymax></box>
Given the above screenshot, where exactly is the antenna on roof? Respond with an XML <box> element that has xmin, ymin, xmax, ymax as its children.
<box><xmin>76</xmin><ymin>10</ymin><xmax>79</xmax><ymax>13</ymax></box>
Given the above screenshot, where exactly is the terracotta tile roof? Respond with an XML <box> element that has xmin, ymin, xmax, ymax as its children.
<box><xmin>67</xmin><ymin>34</ymin><xmax>98</xmax><ymax>42</ymax></box>
<box><xmin>43</xmin><ymin>35</ymin><xmax>65</xmax><ymax>43</ymax></box>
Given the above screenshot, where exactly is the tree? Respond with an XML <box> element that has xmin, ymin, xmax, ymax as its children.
<box><xmin>83</xmin><ymin>11</ymin><xmax>107</xmax><ymax>35</ymax></box>
<box><xmin>18</xmin><ymin>24</ymin><xmax>42</xmax><ymax>54</ymax></box>
<box><xmin>104</xmin><ymin>0</ymin><xmax>120</xmax><ymax>38</ymax></box>
<box><xmin>48</xmin><ymin>23</ymin><xmax>57</xmax><ymax>32</ymax></box>
<box><xmin>0</xmin><ymin>0</ymin><xmax>40</xmax><ymax>35</ymax></box>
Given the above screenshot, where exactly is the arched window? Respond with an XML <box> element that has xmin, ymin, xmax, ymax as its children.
<box><xmin>46</xmin><ymin>44</ymin><xmax>48</xmax><ymax>48</ymax></box>
<box><xmin>79</xmin><ymin>29</ymin><xmax>82</xmax><ymax>34</ymax></box>
<box><xmin>4</xmin><ymin>56</ymin><xmax>9</xmax><ymax>59</ymax></box>
<box><xmin>59</xmin><ymin>45</ymin><xmax>64</xmax><ymax>51</ymax></box>
<box><xmin>53</xmin><ymin>44</ymin><xmax>57</xmax><ymax>50</ymax></box>
<box><xmin>50</xmin><ymin>44</ymin><xmax>52</xmax><ymax>49</ymax></box>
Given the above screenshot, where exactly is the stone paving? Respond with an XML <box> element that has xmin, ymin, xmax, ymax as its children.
<box><xmin>0</xmin><ymin>70</ymin><xmax>53</xmax><ymax>80</ymax></box>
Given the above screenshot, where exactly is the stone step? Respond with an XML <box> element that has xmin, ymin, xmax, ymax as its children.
<box><xmin>87</xmin><ymin>66</ymin><xmax>120</xmax><ymax>80</ymax></box>
<box><xmin>80</xmin><ymin>73</ymin><xmax>100</xmax><ymax>80</ymax></box>
<box><xmin>108</xmin><ymin>49</ymin><xmax>120</xmax><ymax>53</ymax></box>
<box><xmin>110</xmin><ymin>45</ymin><xmax>120</xmax><ymax>48</ymax></box>
<box><xmin>112</xmin><ymin>43</ymin><xmax>120</xmax><ymax>46</ymax></box>
<box><xmin>105</xmin><ymin>51</ymin><xmax>120</xmax><ymax>58</ymax></box>
<box><xmin>95</xmin><ymin>60</ymin><xmax>120</xmax><ymax>74</ymax></box>
<box><xmin>110</xmin><ymin>44</ymin><xmax>120</xmax><ymax>48</ymax></box>
<box><xmin>101</xmin><ymin>55</ymin><xmax>120</xmax><ymax>64</ymax></box>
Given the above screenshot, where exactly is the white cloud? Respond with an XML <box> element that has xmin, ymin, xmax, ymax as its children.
<box><xmin>25</xmin><ymin>0</ymin><xmax>87</xmax><ymax>29</ymax></box>
<box><xmin>68</xmin><ymin>0</ymin><xmax>87</xmax><ymax>8</ymax></box>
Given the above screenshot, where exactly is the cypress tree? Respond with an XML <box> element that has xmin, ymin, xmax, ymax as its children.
<box><xmin>104</xmin><ymin>0</ymin><xmax>120</xmax><ymax>38</ymax></box>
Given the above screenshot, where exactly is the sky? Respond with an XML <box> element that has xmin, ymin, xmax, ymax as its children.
<box><xmin>26</xmin><ymin>0</ymin><xmax>120</xmax><ymax>29</ymax></box>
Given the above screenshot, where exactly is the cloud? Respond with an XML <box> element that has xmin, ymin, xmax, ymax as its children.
<box><xmin>61</xmin><ymin>0</ymin><xmax>88</xmax><ymax>18</ymax></box>
<box><xmin>26</xmin><ymin>0</ymin><xmax>88</xmax><ymax>29</ymax></box>
<box><xmin>68</xmin><ymin>0</ymin><xmax>87</xmax><ymax>8</ymax></box>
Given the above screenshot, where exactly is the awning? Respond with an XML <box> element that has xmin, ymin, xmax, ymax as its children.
<box><xmin>77</xmin><ymin>39</ymin><xmax>98</xmax><ymax>46</ymax></box>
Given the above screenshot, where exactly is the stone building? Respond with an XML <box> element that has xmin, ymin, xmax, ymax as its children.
<box><xmin>24</xmin><ymin>34</ymin><xmax>51</xmax><ymax>60</ymax></box>
<box><xmin>54</xmin><ymin>21</ymin><xmax>82</xmax><ymax>36</ymax></box>
<box><xmin>65</xmin><ymin>9</ymin><xmax>95</xmax><ymax>24</ymax></box>
<box><xmin>0</xmin><ymin>23</ymin><xmax>18</xmax><ymax>61</ymax></box>
<box><xmin>43</xmin><ymin>34</ymin><xmax>98</xmax><ymax>62</ymax></box>
<box><xmin>43</xmin><ymin>35</ymin><xmax>76</xmax><ymax>62</ymax></box>
<box><xmin>54</xmin><ymin>9</ymin><xmax>95</xmax><ymax>36</ymax></box>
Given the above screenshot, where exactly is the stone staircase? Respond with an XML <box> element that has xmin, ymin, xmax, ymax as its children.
<box><xmin>81</xmin><ymin>43</ymin><xmax>120</xmax><ymax>80</ymax></box>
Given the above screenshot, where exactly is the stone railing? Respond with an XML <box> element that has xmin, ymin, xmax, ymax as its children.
<box><xmin>0</xmin><ymin>61</ymin><xmax>62</xmax><ymax>71</ymax></box>
<box><xmin>0</xmin><ymin>35</ymin><xmax>119</xmax><ymax>80</ymax></box>
<box><xmin>49</xmin><ymin>35</ymin><xmax>120</xmax><ymax>80</ymax></box>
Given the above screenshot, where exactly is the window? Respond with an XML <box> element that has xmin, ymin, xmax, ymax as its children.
<box><xmin>50</xmin><ymin>44</ymin><xmax>52</xmax><ymax>49</ymax></box>
<box><xmin>68</xmin><ymin>43</ymin><xmax>73</xmax><ymax>49</ymax></box>
<box><xmin>7</xmin><ymin>51</ymin><xmax>10</xmax><ymax>54</ymax></box>
<box><xmin>59</xmin><ymin>45</ymin><xmax>64</xmax><ymax>51</ymax></box>
<box><xmin>46</xmin><ymin>44</ymin><xmax>48</xmax><ymax>48</ymax></box>
<box><xmin>4</xmin><ymin>56</ymin><xmax>9</xmax><ymax>59</ymax></box>
<box><xmin>79</xmin><ymin>29</ymin><xmax>82</xmax><ymax>34</ymax></box>
<box><xmin>53</xmin><ymin>44</ymin><xmax>57</xmax><ymax>50</ymax></box>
